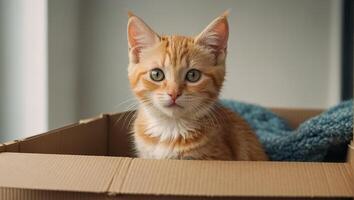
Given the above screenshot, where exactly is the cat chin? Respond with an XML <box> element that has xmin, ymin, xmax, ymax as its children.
<box><xmin>159</xmin><ymin>106</ymin><xmax>214</xmax><ymax>121</ymax></box>
<box><xmin>143</xmin><ymin>99</ymin><xmax>216</xmax><ymax>120</ymax></box>
<box><xmin>158</xmin><ymin>107</ymin><xmax>187</xmax><ymax>119</ymax></box>
<box><xmin>143</xmin><ymin>104</ymin><xmax>191</xmax><ymax>119</ymax></box>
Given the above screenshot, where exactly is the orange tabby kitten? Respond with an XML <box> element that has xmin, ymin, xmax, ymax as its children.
<box><xmin>127</xmin><ymin>12</ymin><xmax>268</xmax><ymax>161</ymax></box>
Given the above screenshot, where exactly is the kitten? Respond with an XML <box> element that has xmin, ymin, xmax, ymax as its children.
<box><xmin>127</xmin><ymin>12</ymin><xmax>268</xmax><ymax>161</ymax></box>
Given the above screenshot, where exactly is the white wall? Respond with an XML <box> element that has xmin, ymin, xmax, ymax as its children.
<box><xmin>0</xmin><ymin>0</ymin><xmax>80</xmax><ymax>142</ymax></box>
<box><xmin>77</xmin><ymin>0</ymin><xmax>342</xmax><ymax>120</ymax></box>
<box><xmin>48</xmin><ymin>0</ymin><xmax>80</xmax><ymax>129</ymax></box>
<box><xmin>327</xmin><ymin>0</ymin><xmax>342</xmax><ymax>106</ymax></box>
<box><xmin>78</xmin><ymin>0</ymin><xmax>133</xmax><ymax>118</ymax></box>
<box><xmin>0</xmin><ymin>0</ymin><xmax>47</xmax><ymax>142</ymax></box>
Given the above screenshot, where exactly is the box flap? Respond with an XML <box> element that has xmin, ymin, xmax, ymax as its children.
<box><xmin>271</xmin><ymin>108</ymin><xmax>323</xmax><ymax>128</ymax></box>
<box><xmin>108</xmin><ymin>156</ymin><xmax>133</xmax><ymax>195</ymax></box>
<box><xmin>3</xmin><ymin>140</ymin><xmax>20</xmax><ymax>152</ymax></box>
<box><xmin>108</xmin><ymin>112</ymin><xmax>135</xmax><ymax>157</ymax></box>
<box><xmin>0</xmin><ymin>153</ymin><xmax>131</xmax><ymax>193</ymax></box>
<box><xmin>0</xmin><ymin>144</ymin><xmax>5</xmax><ymax>152</ymax></box>
<box><xmin>349</xmin><ymin>141</ymin><xmax>354</xmax><ymax>171</ymax></box>
<box><xmin>111</xmin><ymin>158</ymin><xmax>353</xmax><ymax>198</ymax></box>
<box><xmin>19</xmin><ymin>116</ymin><xmax>108</xmax><ymax>156</ymax></box>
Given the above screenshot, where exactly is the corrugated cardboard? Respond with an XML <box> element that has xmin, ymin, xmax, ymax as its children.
<box><xmin>108</xmin><ymin>111</ymin><xmax>135</xmax><ymax>157</ymax></box>
<box><xmin>19</xmin><ymin>116</ymin><xmax>107</xmax><ymax>155</ymax></box>
<box><xmin>349</xmin><ymin>141</ymin><xmax>354</xmax><ymax>171</ymax></box>
<box><xmin>0</xmin><ymin>153</ymin><xmax>129</xmax><ymax>193</ymax></box>
<box><xmin>2</xmin><ymin>140</ymin><xmax>19</xmax><ymax>152</ymax></box>
<box><xmin>0</xmin><ymin>144</ymin><xmax>5</xmax><ymax>152</ymax></box>
<box><xmin>115</xmin><ymin>159</ymin><xmax>353</xmax><ymax>198</ymax></box>
<box><xmin>271</xmin><ymin>108</ymin><xmax>323</xmax><ymax>128</ymax></box>
<box><xmin>0</xmin><ymin>108</ymin><xmax>353</xmax><ymax>200</ymax></box>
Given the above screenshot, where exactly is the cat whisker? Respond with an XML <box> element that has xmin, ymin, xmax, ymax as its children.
<box><xmin>112</xmin><ymin>98</ymin><xmax>152</xmax><ymax>129</ymax></box>
<box><xmin>112</xmin><ymin>98</ymin><xmax>138</xmax><ymax>110</ymax></box>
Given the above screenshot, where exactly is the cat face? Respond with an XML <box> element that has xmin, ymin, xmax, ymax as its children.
<box><xmin>127</xmin><ymin>12</ymin><xmax>229</xmax><ymax>118</ymax></box>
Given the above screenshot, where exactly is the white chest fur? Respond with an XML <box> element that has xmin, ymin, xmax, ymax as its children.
<box><xmin>135</xmin><ymin>138</ymin><xmax>178</xmax><ymax>159</ymax></box>
<box><xmin>134</xmin><ymin>109</ymin><xmax>201</xmax><ymax>159</ymax></box>
<box><xmin>144</xmin><ymin>110</ymin><xmax>199</xmax><ymax>141</ymax></box>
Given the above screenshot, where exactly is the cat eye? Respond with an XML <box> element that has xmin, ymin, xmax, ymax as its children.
<box><xmin>186</xmin><ymin>69</ymin><xmax>201</xmax><ymax>82</ymax></box>
<box><xmin>150</xmin><ymin>68</ymin><xmax>165</xmax><ymax>82</ymax></box>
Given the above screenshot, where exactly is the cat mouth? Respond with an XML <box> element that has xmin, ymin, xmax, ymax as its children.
<box><xmin>164</xmin><ymin>102</ymin><xmax>183</xmax><ymax>108</ymax></box>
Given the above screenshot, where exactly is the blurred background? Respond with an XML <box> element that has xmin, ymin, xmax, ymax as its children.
<box><xmin>0</xmin><ymin>0</ymin><xmax>352</xmax><ymax>142</ymax></box>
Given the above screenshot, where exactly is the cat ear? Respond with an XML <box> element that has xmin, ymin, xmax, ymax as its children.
<box><xmin>195</xmin><ymin>11</ymin><xmax>229</xmax><ymax>55</ymax></box>
<box><xmin>127</xmin><ymin>12</ymin><xmax>160</xmax><ymax>63</ymax></box>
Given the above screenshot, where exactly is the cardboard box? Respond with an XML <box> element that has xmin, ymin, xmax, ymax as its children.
<box><xmin>0</xmin><ymin>108</ymin><xmax>353</xmax><ymax>199</ymax></box>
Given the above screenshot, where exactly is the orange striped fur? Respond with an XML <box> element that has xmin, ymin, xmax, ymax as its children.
<box><xmin>127</xmin><ymin>12</ymin><xmax>268</xmax><ymax>160</ymax></box>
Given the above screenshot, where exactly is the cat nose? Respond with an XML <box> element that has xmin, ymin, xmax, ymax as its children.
<box><xmin>168</xmin><ymin>92</ymin><xmax>181</xmax><ymax>101</ymax></box>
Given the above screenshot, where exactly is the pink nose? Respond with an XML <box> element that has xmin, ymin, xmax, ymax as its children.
<box><xmin>168</xmin><ymin>92</ymin><xmax>181</xmax><ymax>102</ymax></box>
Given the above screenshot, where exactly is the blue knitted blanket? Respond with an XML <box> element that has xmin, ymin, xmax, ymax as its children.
<box><xmin>220</xmin><ymin>99</ymin><xmax>353</xmax><ymax>161</ymax></box>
